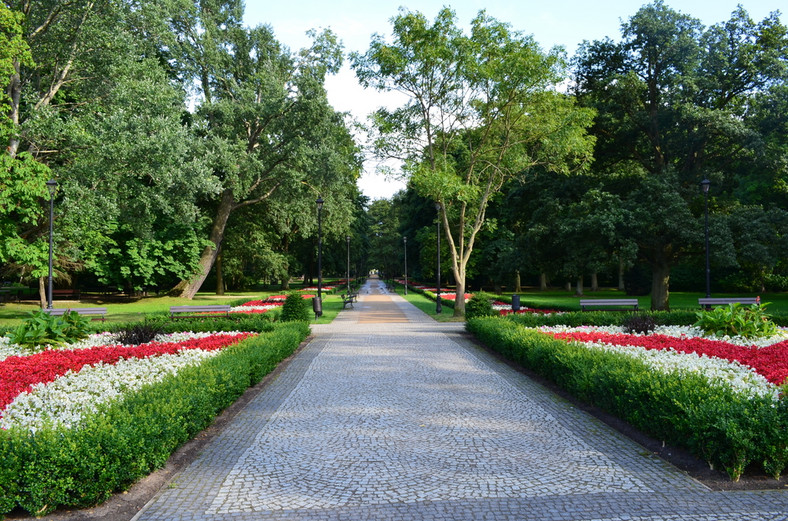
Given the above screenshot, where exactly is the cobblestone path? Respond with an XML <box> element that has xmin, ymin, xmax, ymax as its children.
<box><xmin>132</xmin><ymin>278</ymin><xmax>788</xmax><ymax>521</ymax></box>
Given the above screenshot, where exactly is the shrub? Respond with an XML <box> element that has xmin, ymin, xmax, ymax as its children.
<box><xmin>8</xmin><ymin>310</ymin><xmax>91</xmax><ymax>352</ymax></box>
<box><xmin>115</xmin><ymin>322</ymin><xmax>164</xmax><ymax>345</ymax></box>
<box><xmin>622</xmin><ymin>314</ymin><xmax>657</xmax><ymax>334</ymax></box>
<box><xmin>695</xmin><ymin>301</ymin><xmax>778</xmax><ymax>339</ymax></box>
<box><xmin>280</xmin><ymin>293</ymin><xmax>311</xmax><ymax>322</ymax></box>
<box><xmin>465</xmin><ymin>293</ymin><xmax>495</xmax><ymax>320</ymax></box>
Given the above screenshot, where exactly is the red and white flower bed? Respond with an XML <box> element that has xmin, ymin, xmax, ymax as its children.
<box><xmin>491</xmin><ymin>301</ymin><xmax>562</xmax><ymax>316</ymax></box>
<box><xmin>539</xmin><ymin>325</ymin><xmax>788</xmax><ymax>400</ymax></box>
<box><xmin>0</xmin><ymin>331</ymin><xmax>254</xmax><ymax>433</ymax></box>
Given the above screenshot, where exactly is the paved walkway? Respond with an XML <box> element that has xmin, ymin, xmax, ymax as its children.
<box><xmin>133</xmin><ymin>278</ymin><xmax>788</xmax><ymax>521</ymax></box>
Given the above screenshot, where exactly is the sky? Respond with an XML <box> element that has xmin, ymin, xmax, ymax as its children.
<box><xmin>244</xmin><ymin>1</ymin><xmax>783</xmax><ymax>200</ymax></box>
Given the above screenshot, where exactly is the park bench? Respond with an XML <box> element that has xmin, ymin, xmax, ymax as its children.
<box><xmin>341</xmin><ymin>294</ymin><xmax>354</xmax><ymax>309</ymax></box>
<box><xmin>580</xmin><ymin>299</ymin><xmax>639</xmax><ymax>311</ymax></box>
<box><xmin>169</xmin><ymin>305</ymin><xmax>231</xmax><ymax>319</ymax></box>
<box><xmin>698</xmin><ymin>297</ymin><xmax>758</xmax><ymax>309</ymax></box>
<box><xmin>52</xmin><ymin>288</ymin><xmax>81</xmax><ymax>299</ymax></box>
<box><xmin>44</xmin><ymin>307</ymin><xmax>107</xmax><ymax>321</ymax></box>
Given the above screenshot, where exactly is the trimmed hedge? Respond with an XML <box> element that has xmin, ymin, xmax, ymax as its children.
<box><xmin>0</xmin><ymin>321</ymin><xmax>309</xmax><ymax>516</ymax></box>
<box><xmin>505</xmin><ymin>310</ymin><xmax>698</xmax><ymax>328</ymax></box>
<box><xmin>466</xmin><ymin>316</ymin><xmax>788</xmax><ymax>481</ymax></box>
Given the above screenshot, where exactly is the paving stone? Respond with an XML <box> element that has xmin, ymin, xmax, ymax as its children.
<box><xmin>132</xmin><ymin>278</ymin><xmax>788</xmax><ymax>521</ymax></box>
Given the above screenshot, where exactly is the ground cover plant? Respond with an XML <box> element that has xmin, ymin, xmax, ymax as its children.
<box><xmin>466</xmin><ymin>314</ymin><xmax>788</xmax><ymax>482</ymax></box>
<box><xmin>0</xmin><ymin>309</ymin><xmax>310</xmax><ymax>517</ymax></box>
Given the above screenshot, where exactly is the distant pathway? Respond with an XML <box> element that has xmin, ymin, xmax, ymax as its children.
<box><xmin>133</xmin><ymin>277</ymin><xmax>788</xmax><ymax>520</ymax></box>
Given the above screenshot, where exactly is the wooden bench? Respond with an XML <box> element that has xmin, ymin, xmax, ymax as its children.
<box><xmin>580</xmin><ymin>299</ymin><xmax>639</xmax><ymax>311</ymax></box>
<box><xmin>698</xmin><ymin>297</ymin><xmax>758</xmax><ymax>308</ymax></box>
<box><xmin>341</xmin><ymin>294</ymin><xmax>354</xmax><ymax>309</ymax></box>
<box><xmin>44</xmin><ymin>307</ymin><xmax>107</xmax><ymax>321</ymax></box>
<box><xmin>52</xmin><ymin>288</ymin><xmax>81</xmax><ymax>299</ymax></box>
<box><xmin>170</xmin><ymin>305</ymin><xmax>231</xmax><ymax>319</ymax></box>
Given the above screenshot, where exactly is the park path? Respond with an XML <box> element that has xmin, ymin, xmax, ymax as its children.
<box><xmin>132</xmin><ymin>277</ymin><xmax>788</xmax><ymax>521</ymax></box>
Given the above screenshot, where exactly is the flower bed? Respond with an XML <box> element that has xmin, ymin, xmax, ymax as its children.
<box><xmin>492</xmin><ymin>301</ymin><xmax>562</xmax><ymax>316</ymax></box>
<box><xmin>0</xmin><ymin>322</ymin><xmax>309</xmax><ymax>517</ymax></box>
<box><xmin>0</xmin><ymin>332</ymin><xmax>254</xmax><ymax>432</ymax></box>
<box><xmin>466</xmin><ymin>317</ymin><xmax>788</xmax><ymax>481</ymax></box>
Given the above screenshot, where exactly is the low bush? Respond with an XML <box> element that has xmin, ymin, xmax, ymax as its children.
<box><xmin>466</xmin><ymin>316</ymin><xmax>787</xmax><ymax>481</ymax></box>
<box><xmin>8</xmin><ymin>310</ymin><xmax>92</xmax><ymax>352</ymax></box>
<box><xmin>280</xmin><ymin>292</ymin><xmax>311</xmax><ymax>322</ymax></box>
<box><xmin>505</xmin><ymin>310</ymin><xmax>698</xmax><ymax>328</ymax></box>
<box><xmin>0</xmin><ymin>322</ymin><xmax>309</xmax><ymax>516</ymax></box>
<box><xmin>465</xmin><ymin>293</ymin><xmax>496</xmax><ymax>320</ymax></box>
<box><xmin>695</xmin><ymin>302</ymin><xmax>779</xmax><ymax>339</ymax></box>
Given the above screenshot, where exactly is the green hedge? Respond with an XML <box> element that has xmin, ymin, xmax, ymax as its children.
<box><xmin>505</xmin><ymin>310</ymin><xmax>698</xmax><ymax>327</ymax></box>
<box><xmin>466</xmin><ymin>316</ymin><xmax>788</xmax><ymax>481</ymax></box>
<box><xmin>0</xmin><ymin>321</ymin><xmax>309</xmax><ymax>516</ymax></box>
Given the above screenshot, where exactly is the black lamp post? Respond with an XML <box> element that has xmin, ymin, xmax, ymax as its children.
<box><xmin>316</xmin><ymin>196</ymin><xmax>324</xmax><ymax>316</ymax></box>
<box><xmin>701</xmin><ymin>178</ymin><xmax>711</xmax><ymax>299</ymax></box>
<box><xmin>346</xmin><ymin>235</ymin><xmax>351</xmax><ymax>296</ymax></box>
<box><xmin>435</xmin><ymin>203</ymin><xmax>442</xmax><ymax>314</ymax></box>
<box><xmin>403</xmin><ymin>236</ymin><xmax>408</xmax><ymax>296</ymax></box>
<box><xmin>46</xmin><ymin>179</ymin><xmax>57</xmax><ymax>309</ymax></box>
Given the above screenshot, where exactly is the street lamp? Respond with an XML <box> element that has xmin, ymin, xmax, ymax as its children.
<box><xmin>316</xmin><ymin>196</ymin><xmax>324</xmax><ymax>317</ymax></box>
<box><xmin>46</xmin><ymin>179</ymin><xmax>57</xmax><ymax>309</ymax></box>
<box><xmin>346</xmin><ymin>235</ymin><xmax>351</xmax><ymax>296</ymax></box>
<box><xmin>435</xmin><ymin>203</ymin><xmax>442</xmax><ymax>314</ymax></box>
<box><xmin>403</xmin><ymin>236</ymin><xmax>408</xmax><ymax>296</ymax></box>
<box><xmin>701</xmin><ymin>178</ymin><xmax>711</xmax><ymax>299</ymax></box>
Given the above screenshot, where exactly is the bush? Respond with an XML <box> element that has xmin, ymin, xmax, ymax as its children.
<box><xmin>8</xmin><ymin>310</ymin><xmax>91</xmax><ymax>352</ymax></box>
<box><xmin>280</xmin><ymin>293</ymin><xmax>311</xmax><ymax>322</ymax></box>
<box><xmin>695</xmin><ymin>302</ymin><xmax>778</xmax><ymax>339</ymax></box>
<box><xmin>114</xmin><ymin>322</ymin><xmax>165</xmax><ymax>345</ymax></box>
<box><xmin>465</xmin><ymin>293</ymin><xmax>496</xmax><ymax>320</ymax></box>
<box><xmin>622</xmin><ymin>314</ymin><xmax>657</xmax><ymax>334</ymax></box>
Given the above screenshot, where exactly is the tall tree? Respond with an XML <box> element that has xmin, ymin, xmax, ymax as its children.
<box><xmin>168</xmin><ymin>2</ymin><xmax>360</xmax><ymax>298</ymax></box>
<box><xmin>353</xmin><ymin>8</ymin><xmax>594</xmax><ymax>315</ymax></box>
<box><xmin>574</xmin><ymin>2</ymin><xmax>788</xmax><ymax>309</ymax></box>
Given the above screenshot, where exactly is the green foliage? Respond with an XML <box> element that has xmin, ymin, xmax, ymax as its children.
<box><xmin>464</xmin><ymin>293</ymin><xmax>496</xmax><ymax>320</ymax></box>
<box><xmin>8</xmin><ymin>310</ymin><xmax>91</xmax><ymax>351</ymax></box>
<box><xmin>695</xmin><ymin>302</ymin><xmax>779</xmax><ymax>339</ymax></box>
<box><xmin>505</xmin><ymin>310</ymin><xmax>698</xmax><ymax>328</ymax></box>
<box><xmin>0</xmin><ymin>322</ymin><xmax>309</xmax><ymax>516</ymax></box>
<box><xmin>466</xmin><ymin>317</ymin><xmax>787</xmax><ymax>481</ymax></box>
<box><xmin>280</xmin><ymin>293</ymin><xmax>312</xmax><ymax>322</ymax></box>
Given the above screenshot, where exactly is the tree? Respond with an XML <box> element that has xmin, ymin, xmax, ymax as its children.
<box><xmin>353</xmin><ymin>8</ymin><xmax>594</xmax><ymax>315</ymax></box>
<box><xmin>168</xmin><ymin>2</ymin><xmax>360</xmax><ymax>298</ymax></box>
<box><xmin>573</xmin><ymin>2</ymin><xmax>788</xmax><ymax>309</ymax></box>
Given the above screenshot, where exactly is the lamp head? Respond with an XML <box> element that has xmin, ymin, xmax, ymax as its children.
<box><xmin>46</xmin><ymin>179</ymin><xmax>58</xmax><ymax>197</ymax></box>
<box><xmin>316</xmin><ymin>196</ymin><xmax>324</xmax><ymax>210</ymax></box>
<box><xmin>700</xmin><ymin>178</ymin><xmax>710</xmax><ymax>194</ymax></box>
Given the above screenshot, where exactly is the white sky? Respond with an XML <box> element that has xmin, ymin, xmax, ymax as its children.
<box><xmin>244</xmin><ymin>1</ymin><xmax>782</xmax><ymax>200</ymax></box>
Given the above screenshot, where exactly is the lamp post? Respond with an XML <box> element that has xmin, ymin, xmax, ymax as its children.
<box><xmin>435</xmin><ymin>203</ymin><xmax>442</xmax><ymax>314</ymax></box>
<box><xmin>316</xmin><ymin>196</ymin><xmax>324</xmax><ymax>316</ymax></box>
<box><xmin>403</xmin><ymin>236</ymin><xmax>408</xmax><ymax>296</ymax></box>
<box><xmin>346</xmin><ymin>235</ymin><xmax>351</xmax><ymax>296</ymax></box>
<box><xmin>46</xmin><ymin>179</ymin><xmax>57</xmax><ymax>309</ymax></box>
<box><xmin>701</xmin><ymin>178</ymin><xmax>711</xmax><ymax>299</ymax></box>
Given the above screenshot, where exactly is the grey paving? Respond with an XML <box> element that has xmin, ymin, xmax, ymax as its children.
<box><xmin>132</xmin><ymin>279</ymin><xmax>788</xmax><ymax>521</ymax></box>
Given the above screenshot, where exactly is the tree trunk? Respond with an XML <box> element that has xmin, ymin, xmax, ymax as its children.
<box><xmin>38</xmin><ymin>276</ymin><xmax>46</xmax><ymax>308</ymax></box>
<box><xmin>453</xmin><ymin>275</ymin><xmax>466</xmax><ymax>316</ymax></box>
<box><xmin>618</xmin><ymin>257</ymin><xmax>626</xmax><ymax>291</ymax></box>
<box><xmin>514</xmin><ymin>270</ymin><xmax>522</xmax><ymax>293</ymax></box>
<box><xmin>650</xmin><ymin>259</ymin><xmax>671</xmax><ymax>311</ymax></box>
<box><xmin>215</xmin><ymin>246</ymin><xmax>225</xmax><ymax>295</ymax></box>
<box><xmin>565</xmin><ymin>281</ymin><xmax>571</xmax><ymax>292</ymax></box>
<box><xmin>540</xmin><ymin>273</ymin><xmax>548</xmax><ymax>291</ymax></box>
<box><xmin>172</xmin><ymin>189</ymin><xmax>235</xmax><ymax>299</ymax></box>
<box><xmin>591</xmin><ymin>272</ymin><xmax>599</xmax><ymax>292</ymax></box>
<box><xmin>575</xmin><ymin>275</ymin><xmax>584</xmax><ymax>296</ymax></box>
<box><xmin>280</xmin><ymin>278</ymin><xmax>290</xmax><ymax>290</ymax></box>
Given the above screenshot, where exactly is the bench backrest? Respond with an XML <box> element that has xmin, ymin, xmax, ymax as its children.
<box><xmin>579</xmin><ymin>299</ymin><xmax>638</xmax><ymax>305</ymax></box>
<box><xmin>698</xmin><ymin>298</ymin><xmax>758</xmax><ymax>305</ymax></box>
<box><xmin>170</xmin><ymin>305</ymin><xmax>231</xmax><ymax>313</ymax></box>
<box><xmin>44</xmin><ymin>307</ymin><xmax>106</xmax><ymax>315</ymax></box>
